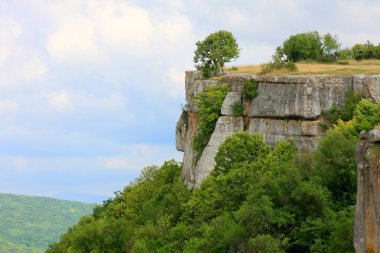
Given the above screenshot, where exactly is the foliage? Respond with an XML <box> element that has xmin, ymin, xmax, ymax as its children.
<box><xmin>192</xmin><ymin>84</ymin><xmax>229</xmax><ymax>161</ymax></box>
<box><xmin>46</xmin><ymin>97</ymin><xmax>380</xmax><ymax>252</ymax></box>
<box><xmin>353</xmin><ymin>98</ymin><xmax>380</xmax><ymax>132</ymax></box>
<box><xmin>194</xmin><ymin>30</ymin><xmax>240</xmax><ymax>77</ymax></box>
<box><xmin>242</xmin><ymin>79</ymin><xmax>258</xmax><ymax>99</ymax></box>
<box><xmin>351</xmin><ymin>41</ymin><xmax>379</xmax><ymax>60</ymax></box>
<box><xmin>47</xmin><ymin>160</ymin><xmax>191</xmax><ymax>253</ymax></box>
<box><xmin>248</xmin><ymin>234</ymin><xmax>285</xmax><ymax>253</ymax></box>
<box><xmin>260</xmin><ymin>59</ymin><xmax>297</xmax><ymax>74</ymax></box>
<box><xmin>337</xmin><ymin>47</ymin><xmax>353</xmax><ymax>60</ymax></box>
<box><xmin>315</xmin><ymin>121</ymin><xmax>358</xmax><ymax>207</ymax></box>
<box><xmin>326</xmin><ymin>89</ymin><xmax>363</xmax><ymax>126</ymax></box>
<box><xmin>213</xmin><ymin>131</ymin><xmax>270</xmax><ymax>175</ymax></box>
<box><xmin>275</xmin><ymin>31</ymin><xmax>340</xmax><ymax>62</ymax></box>
<box><xmin>47</xmin><ymin>122</ymin><xmax>364</xmax><ymax>253</ymax></box>
<box><xmin>231</xmin><ymin>101</ymin><xmax>243</xmax><ymax>116</ymax></box>
<box><xmin>0</xmin><ymin>193</ymin><xmax>94</xmax><ymax>253</ymax></box>
<box><xmin>321</xmin><ymin>33</ymin><xmax>341</xmax><ymax>62</ymax></box>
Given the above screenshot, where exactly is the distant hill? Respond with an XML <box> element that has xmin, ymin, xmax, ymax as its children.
<box><xmin>0</xmin><ymin>193</ymin><xmax>95</xmax><ymax>253</ymax></box>
<box><xmin>52</xmin><ymin>192</ymin><xmax>110</xmax><ymax>204</ymax></box>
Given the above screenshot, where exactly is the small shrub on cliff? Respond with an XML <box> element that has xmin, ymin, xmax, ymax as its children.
<box><xmin>242</xmin><ymin>79</ymin><xmax>259</xmax><ymax>99</ymax></box>
<box><xmin>231</xmin><ymin>101</ymin><xmax>243</xmax><ymax>116</ymax></box>
<box><xmin>192</xmin><ymin>84</ymin><xmax>230</xmax><ymax>161</ymax></box>
<box><xmin>326</xmin><ymin>89</ymin><xmax>363</xmax><ymax>126</ymax></box>
<box><xmin>353</xmin><ymin>98</ymin><xmax>380</xmax><ymax>132</ymax></box>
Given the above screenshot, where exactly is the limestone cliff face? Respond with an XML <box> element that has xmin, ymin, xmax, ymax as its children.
<box><xmin>354</xmin><ymin>129</ymin><xmax>380</xmax><ymax>253</ymax></box>
<box><xmin>176</xmin><ymin>71</ymin><xmax>380</xmax><ymax>188</ymax></box>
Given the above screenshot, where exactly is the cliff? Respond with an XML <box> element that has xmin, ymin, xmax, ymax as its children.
<box><xmin>176</xmin><ymin>71</ymin><xmax>380</xmax><ymax>188</ymax></box>
<box><xmin>354</xmin><ymin>128</ymin><xmax>380</xmax><ymax>253</ymax></box>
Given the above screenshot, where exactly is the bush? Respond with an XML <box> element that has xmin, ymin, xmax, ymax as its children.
<box><xmin>242</xmin><ymin>79</ymin><xmax>258</xmax><ymax>99</ymax></box>
<box><xmin>192</xmin><ymin>84</ymin><xmax>230</xmax><ymax>161</ymax></box>
<box><xmin>353</xmin><ymin>99</ymin><xmax>380</xmax><ymax>132</ymax></box>
<box><xmin>352</xmin><ymin>41</ymin><xmax>377</xmax><ymax>60</ymax></box>
<box><xmin>326</xmin><ymin>89</ymin><xmax>362</xmax><ymax>126</ymax></box>
<box><xmin>260</xmin><ymin>60</ymin><xmax>297</xmax><ymax>74</ymax></box>
<box><xmin>231</xmin><ymin>101</ymin><xmax>243</xmax><ymax>117</ymax></box>
<box><xmin>337</xmin><ymin>47</ymin><xmax>353</xmax><ymax>60</ymax></box>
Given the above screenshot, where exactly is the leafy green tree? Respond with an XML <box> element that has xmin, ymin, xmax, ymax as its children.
<box><xmin>213</xmin><ymin>131</ymin><xmax>271</xmax><ymax>175</ymax></box>
<box><xmin>351</xmin><ymin>41</ymin><xmax>377</xmax><ymax>60</ymax></box>
<box><xmin>248</xmin><ymin>234</ymin><xmax>285</xmax><ymax>253</ymax></box>
<box><xmin>321</xmin><ymin>33</ymin><xmax>340</xmax><ymax>62</ymax></box>
<box><xmin>276</xmin><ymin>31</ymin><xmax>322</xmax><ymax>62</ymax></box>
<box><xmin>315</xmin><ymin>120</ymin><xmax>357</xmax><ymax>207</ymax></box>
<box><xmin>275</xmin><ymin>31</ymin><xmax>340</xmax><ymax>62</ymax></box>
<box><xmin>194</xmin><ymin>30</ymin><xmax>240</xmax><ymax>77</ymax></box>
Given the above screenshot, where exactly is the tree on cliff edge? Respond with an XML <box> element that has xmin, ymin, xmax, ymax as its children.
<box><xmin>194</xmin><ymin>30</ymin><xmax>240</xmax><ymax>77</ymax></box>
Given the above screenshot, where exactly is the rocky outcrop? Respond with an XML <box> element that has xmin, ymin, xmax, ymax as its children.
<box><xmin>354</xmin><ymin>128</ymin><xmax>380</xmax><ymax>253</ymax></box>
<box><xmin>192</xmin><ymin>116</ymin><xmax>244</xmax><ymax>188</ymax></box>
<box><xmin>247</xmin><ymin>118</ymin><xmax>321</xmax><ymax>151</ymax></box>
<box><xmin>176</xmin><ymin>71</ymin><xmax>380</xmax><ymax>188</ymax></box>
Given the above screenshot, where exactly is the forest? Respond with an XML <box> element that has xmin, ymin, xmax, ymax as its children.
<box><xmin>0</xmin><ymin>193</ymin><xmax>94</xmax><ymax>253</ymax></box>
<box><xmin>46</xmin><ymin>91</ymin><xmax>380</xmax><ymax>252</ymax></box>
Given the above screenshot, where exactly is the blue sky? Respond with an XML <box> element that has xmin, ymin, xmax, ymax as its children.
<box><xmin>1</xmin><ymin>0</ymin><xmax>379</xmax><ymax>203</ymax></box>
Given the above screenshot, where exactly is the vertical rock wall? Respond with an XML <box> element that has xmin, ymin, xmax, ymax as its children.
<box><xmin>354</xmin><ymin>129</ymin><xmax>380</xmax><ymax>253</ymax></box>
<box><xmin>176</xmin><ymin>71</ymin><xmax>380</xmax><ymax>188</ymax></box>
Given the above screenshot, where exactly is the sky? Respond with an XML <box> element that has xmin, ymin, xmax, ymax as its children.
<box><xmin>1</xmin><ymin>0</ymin><xmax>379</xmax><ymax>203</ymax></box>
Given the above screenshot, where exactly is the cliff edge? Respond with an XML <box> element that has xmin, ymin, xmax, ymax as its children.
<box><xmin>354</xmin><ymin>128</ymin><xmax>380</xmax><ymax>253</ymax></box>
<box><xmin>176</xmin><ymin>71</ymin><xmax>380</xmax><ymax>188</ymax></box>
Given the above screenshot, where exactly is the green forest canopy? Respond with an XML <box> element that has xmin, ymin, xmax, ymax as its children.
<box><xmin>47</xmin><ymin>95</ymin><xmax>380</xmax><ymax>252</ymax></box>
<box><xmin>0</xmin><ymin>193</ymin><xmax>94</xmax><ymax>253</ymax></box>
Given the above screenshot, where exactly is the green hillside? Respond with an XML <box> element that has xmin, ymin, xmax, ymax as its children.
<box><xmin>0</xmin><ymin>193</ymin><xmax>95</xmax><ymax>253</ymax></box>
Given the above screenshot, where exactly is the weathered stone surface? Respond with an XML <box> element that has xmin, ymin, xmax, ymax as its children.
<box><xmin>175</xmin><ymin>111</ymin><xmax>186</xmax><ymax>151</ymax></box>
<box><xmin>368</xmin><ymin>128</ymin><xmax>380</xmax><ymax>143</ymax></box>
<box><xmin>247</xmin><ymin>118</ymin><xmax>321</xmax><ymax>150</ymax></box>
<box><xmin>362</xmin><ymin>75</ymin><xmax>380</xmax><ymax>103</ymax></box>
<box><xmin>185</xmin><ymin>71</ymin><xmax>219</xmax><ymax>112</ymax></box>
<box><xmin>354</xmin><ymin>129</ymin><xmax>380</xmax><ymax>253</ymax></box>
<box><xmin>180</xmin><ymin>112</ymin><xmax>198</xmax><ymax>187</ymax></box>
<box><xmin>191</xmin><ymin>116</ymin><xmax>244</xmax><ymax>188</ymax></box>
<box><xmin>177</xmin><ymin>71</ymin><xmax>380</xmax><ymax>188</ymax></box>
<box><xmin>221</xmin><ymin>73</ymin><xmax>256</xmax><ymax>92</ymax></box>
<box><xmin>248</xmin><ymin>78</ymin><xmax>352</xmax><ymax>119</ymax></box>
<box><xmin>221</xmin><ymin>92</ymin><xmax>242</xmax><ymax>116</ymax></box>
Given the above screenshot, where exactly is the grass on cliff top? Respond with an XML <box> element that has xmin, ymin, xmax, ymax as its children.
<box><xmin>226</xmin><ymin>59</ymin><xmax>380</xmax><ymax>76</ymax></box>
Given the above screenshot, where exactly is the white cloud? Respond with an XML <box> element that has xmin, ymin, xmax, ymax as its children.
<box><xmin>44</xmin><ymin>90</ymin><xmax>73</xmax><ymax>112</ymax></box>
<box><xmin>46</xmin><ymin>1</ymin><xmax>155</xmax><ymax>63</ymax></box>
<box><xmin>237</xmin><ymin>42</ymin><xmax>274</xmax><ymax>64</ymax></box>
<box><xmin>97</xmin><ymin>2</ymin><xmax>153</xmax><ymax>54</ymax></box>
<box><xmin>100</xmin><ymin>144</ymin><xmax>182</xmax><ymax>171</ymax></box>
<box><xmin>0</xmin><ymin>16</ymin><xmax>21</xmax><ymax>65</ymax></box>
<box><xmin>0</xmin><ymin>16</ymin><xmax>47</xmax><ymax>88</ymax></box>
<box><xmin>0</xmin><ymin>100</ymin><xmax>18</xmax><ymax>113</ymax></box>
<box><xmin>20</xmin><ymin>52</ymin><xmax>47</xmax><ymax>81</ymax></box>
<box><xmin>45</xmin><ymin>0</ymin><xmax>195</xmax><ymax>68</ymax></box>
<box><xmin>47</xmin><ymin>18</ymin><xmax>102</xmax><ymax>63</ymax></box>
<box><xmin>0</xmin><ymin>156</ymin><xmax>29</xmax><ymax>171</ymax></box>
<box><xmin>101</xmin><ymin>156</ymin><xmax>129</xmax><ymax>170</ymax></box>
<box><xmin>227</xmin><ymin>9</ymin><xmax>250</xmax><ymax>27</ymax></box>
<box><xmin>166</xmin><ymin>67</ymin><xmax>185</xmax><ymax>99</ymax></box>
